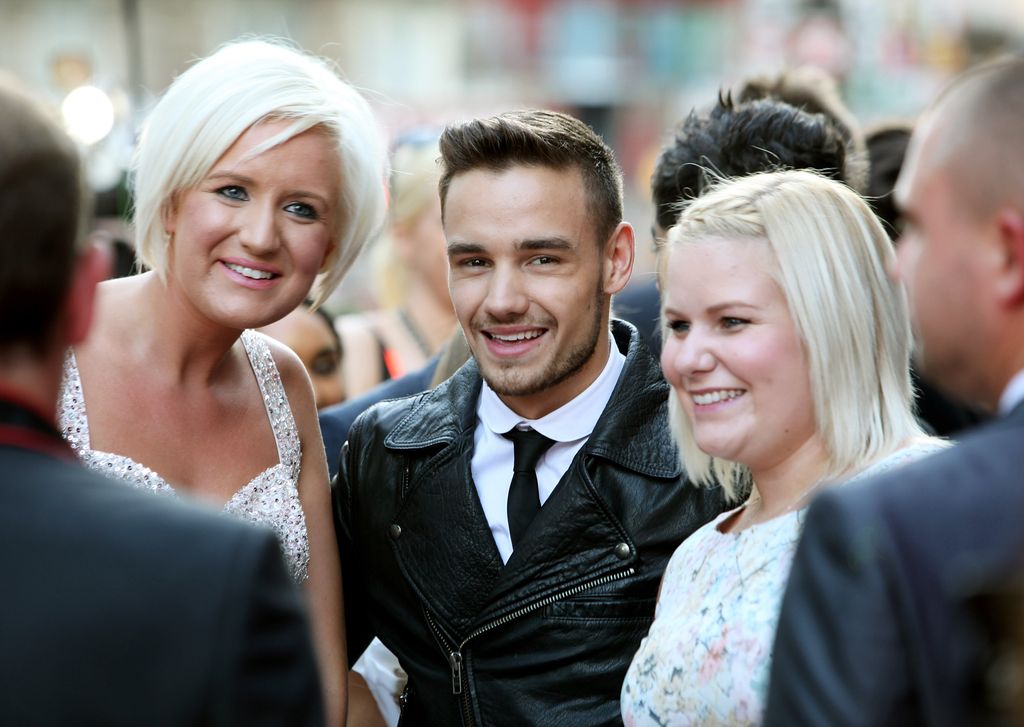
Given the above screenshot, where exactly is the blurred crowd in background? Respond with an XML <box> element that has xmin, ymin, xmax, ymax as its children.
<box><xmin>2</xmin><ymin>0</ymin><xmax>1022</xmax><ymax>408</ymax></box>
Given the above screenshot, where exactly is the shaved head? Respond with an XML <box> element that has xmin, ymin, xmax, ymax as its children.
<box><xmin>920</xmin><ymin>56</ymin><xmax>1024</xmax><ymax>220</ymax></box>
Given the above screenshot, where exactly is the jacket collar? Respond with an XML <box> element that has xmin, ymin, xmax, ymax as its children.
<box><xmin>384</xmin><ymin>320</ymin><xmax>680</xmax><ymax>480</ymax></box>
<box><xmin>587</xmin><ymin>321</ymin><xmax>680</xmax><ymax>479</ymax></box>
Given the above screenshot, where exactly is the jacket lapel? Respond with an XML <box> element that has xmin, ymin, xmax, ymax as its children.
<box><xmin>480</xmin><ymin>462</ymin><xmax>633</xmax><ymax>623</ymax></box>
<box><xmin>385</xmin><ymin>362</ymin><xmax>504</xmax><ymax>638</ymax></box>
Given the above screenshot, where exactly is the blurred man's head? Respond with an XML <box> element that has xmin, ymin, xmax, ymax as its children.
<box><xmin>0</xmin><ymin>76</ymin><xmax>90</xmax><ymax>358</ymax></box>
<box><xmin>0</xmin><ymin>75</ymin><xmax>108</xmax><ymax>407</ymax></box>
<box><xmin>894</xmin><ymin>56</ymin><xmax>1024</xmax><ymax>411</ymax></box>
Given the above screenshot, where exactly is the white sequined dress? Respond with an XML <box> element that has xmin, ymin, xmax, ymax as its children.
<box><xmin>58</xmin><ymin>329</ymin><xmax>309</xmax><ymax>583</ymax></box>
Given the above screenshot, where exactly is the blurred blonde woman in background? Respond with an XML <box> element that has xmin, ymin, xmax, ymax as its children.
<box><xmin>336</xmin><ymin>129</ymin><xmax>457</xmax><ymax>397</ymax></box>
<box><xmin>57</xmin><ymin>39</ymin><xmax>388</xmax><ymax>725</ymax></box>
<box><xmin>621</xmin><ymin>169</ymin><xmax>944</xmax><ymax>726</ymax></box>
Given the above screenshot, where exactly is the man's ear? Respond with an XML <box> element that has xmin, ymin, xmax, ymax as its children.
<box><xmin>603</xmin><ymin>221</ymin><xmax>635</xmax><ymax>296</ymax></box>
<box><xmin>64</xmin><ymin>240</ymin><xmax>112</xmax><ymax>346</ymax></box>
<box><xmin>993</xmin><ymin>207</ymin><xmax>1024</xmax><ymax>309</ymax></box>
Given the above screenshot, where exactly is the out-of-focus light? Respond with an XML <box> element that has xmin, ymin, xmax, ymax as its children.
<box><xmin>61</xmin><ymin>85</ymin><xmax>114</xmax><ymax>145</ymax></box>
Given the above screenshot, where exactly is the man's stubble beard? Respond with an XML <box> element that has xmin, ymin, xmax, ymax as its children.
<box><xmin>477</xmin><ymin>289</ymin><xmax>607</xmax><ymax>399</ymax></box>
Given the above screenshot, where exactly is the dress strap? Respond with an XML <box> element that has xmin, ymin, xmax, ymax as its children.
<box><xmin>58</xmin><ymin>349</ymin><xmax>93</xmax><ymax>454</ymax></box>
<box><xmin>240</xmin><ymin>330</ymin><xmax>301</xmax><ymax>475</ymax></box>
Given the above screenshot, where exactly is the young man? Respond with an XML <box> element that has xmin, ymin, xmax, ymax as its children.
<box><xmin>764</xmin><ymin>56</ymin><xmax>1024</xmax><ymax>727</ymax></box>
<box><xmin>334</xmin><ymin>109</ymin><xmax>724</xmax><ymax>725</ymax></box>
<box><xmin>0</xmin><ymin>77</ymin><xmax>323</xmax><ymax>725</ymax></box>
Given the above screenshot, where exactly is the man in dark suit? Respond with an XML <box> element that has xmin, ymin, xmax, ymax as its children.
<box><xmin>764</xmin><ymin>55</ymin><xmax>1024</xmax><ymax>727</ymax></box>
<box><xmin>0</xmin><ymin>77</ymin><xmax>324</xmax><ymax>725</ymax></box>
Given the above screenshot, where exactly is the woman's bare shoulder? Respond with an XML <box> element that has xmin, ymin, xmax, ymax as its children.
<box><xmin>76</xmin><ymin>273</ymin><xmax>154</xmax><ymax>360</ymax></box>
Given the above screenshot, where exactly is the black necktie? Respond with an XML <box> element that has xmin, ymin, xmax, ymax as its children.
<box><xmin>502</xmin><ymin>428</ymin><xmax>556</xmax><ymax>548</ymax></box>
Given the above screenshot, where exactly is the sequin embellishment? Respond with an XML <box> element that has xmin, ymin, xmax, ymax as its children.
<box><xmin>58</xmin><ymin>330</ymin><xmax>309</xmax><ymax>582</ymax></box>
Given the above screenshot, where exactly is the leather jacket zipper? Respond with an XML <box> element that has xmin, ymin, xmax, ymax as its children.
<box><xmin>423</xmin><ymin>608</ymin><xmax>475</xmax><ymax>725</ymax></box>
<box><xmin>423</xmin><ymin>566</ymin><xmax>636</xmax><ymax>724</ymax></box>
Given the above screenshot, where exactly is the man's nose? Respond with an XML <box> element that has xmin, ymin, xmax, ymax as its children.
<box><xmin>483</xmin><ymin>266</ymin><xmax>529</xmax><ymax>319</ymax></box>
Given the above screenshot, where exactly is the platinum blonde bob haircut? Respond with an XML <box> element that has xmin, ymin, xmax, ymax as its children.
<box><xmin>132</xmin><ymin>38</ymin><xmax>388</xmax><ymax>307</ymax></box>
<box><xmin>660</xmin><ymin>169</ymin><xmax>924</xmax><ymax>501</ymax></box>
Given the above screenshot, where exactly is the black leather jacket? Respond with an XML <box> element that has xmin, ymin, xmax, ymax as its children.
<box><xmin>334</xmin><ymin>321</ymin><xmax>726</xmax><ymax>726</ymax></box>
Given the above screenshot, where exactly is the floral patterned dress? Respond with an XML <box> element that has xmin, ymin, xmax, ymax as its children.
<box><xmin>620</xmin><ymin>442</ymin><xmax>943</xmax><ymax>726</ymax></box>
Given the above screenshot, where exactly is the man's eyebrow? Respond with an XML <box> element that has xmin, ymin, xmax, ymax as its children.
<box><xmin>447</xmin><ymin>241</ymin><xmax>485</xmax><ymax>256</ymax></box>
<box><xmin>447</xmin><ymin>238</ymin><xmax>574</xmax><ymax>256</ymax></box>
<box><xmin>518</xmin><ymin>237</ymin><xmax>573</xmax><ymax>251</ymax></box>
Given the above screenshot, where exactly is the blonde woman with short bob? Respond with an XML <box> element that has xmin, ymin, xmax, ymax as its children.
<box><xmin>622</xmin><ymin>169</ymin><xmax>944</xmax><ymax>726</ymax></box>
<box><xmin>58</xmin><ymin>39</ymin><xmax>387</xmax><ymax>725</ymax></box>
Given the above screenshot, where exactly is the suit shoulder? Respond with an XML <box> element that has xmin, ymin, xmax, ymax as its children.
<box><xmin>805</xmin><ymin>425</ymin><xmax>1024</xmax><ymax>573</ymax></box>
<box><xmin>9</xmin><ymin>453</ymin><xmax>277</xmax><ymax>570</ymax></box>
<box><xmin>847</xmin><ymin>426</ymin><xmax>1022</xmax><ymax>517</ymax></box>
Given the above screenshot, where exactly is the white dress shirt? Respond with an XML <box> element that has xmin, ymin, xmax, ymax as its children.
<box><xmin>472</xmin><ymin>341</ymin><xmax>626</xmax><ymax>564</ymax></box>
<box><xmin>998</xmin><ymin>368</ymin><xmax>1024</xmax><ymax>416</ymax></box>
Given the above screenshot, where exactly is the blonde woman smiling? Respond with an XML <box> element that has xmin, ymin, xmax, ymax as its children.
<box><xmin>58</xmin><ymin>39</ymin><xmax>387</xmax><ymax>725</ymax></box>
<box><xmin>621</xmin><ymin>170</ymin><xmax>944</xmax><ymax>726</ymax></box>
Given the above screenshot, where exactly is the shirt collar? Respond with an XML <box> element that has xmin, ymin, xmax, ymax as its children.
<box><xmin>998</xmin><ymin>368</ymin><xmax>1024</xmax><ymax>417</ymax></box>
<box><xmin>478</xmin><ymin>339</ymin><xmax>626</xmax><ymax>443</ymax></box>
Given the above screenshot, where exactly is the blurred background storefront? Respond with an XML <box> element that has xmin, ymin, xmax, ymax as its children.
<box><xmin>2</xmin><ymin>0</ymin><xmax>1021</xmax><ymax>305</ymax></box>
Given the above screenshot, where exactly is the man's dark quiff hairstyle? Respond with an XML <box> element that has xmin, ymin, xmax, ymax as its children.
<box><xmin>438</xmin><ymin>109</ymin><xmax>624</xmax><ymax>248</ymax></box>
<box><xmin>651</xmin><ymin>93</ymin><xmax>849</xmax><ymax>232</ymax></box>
